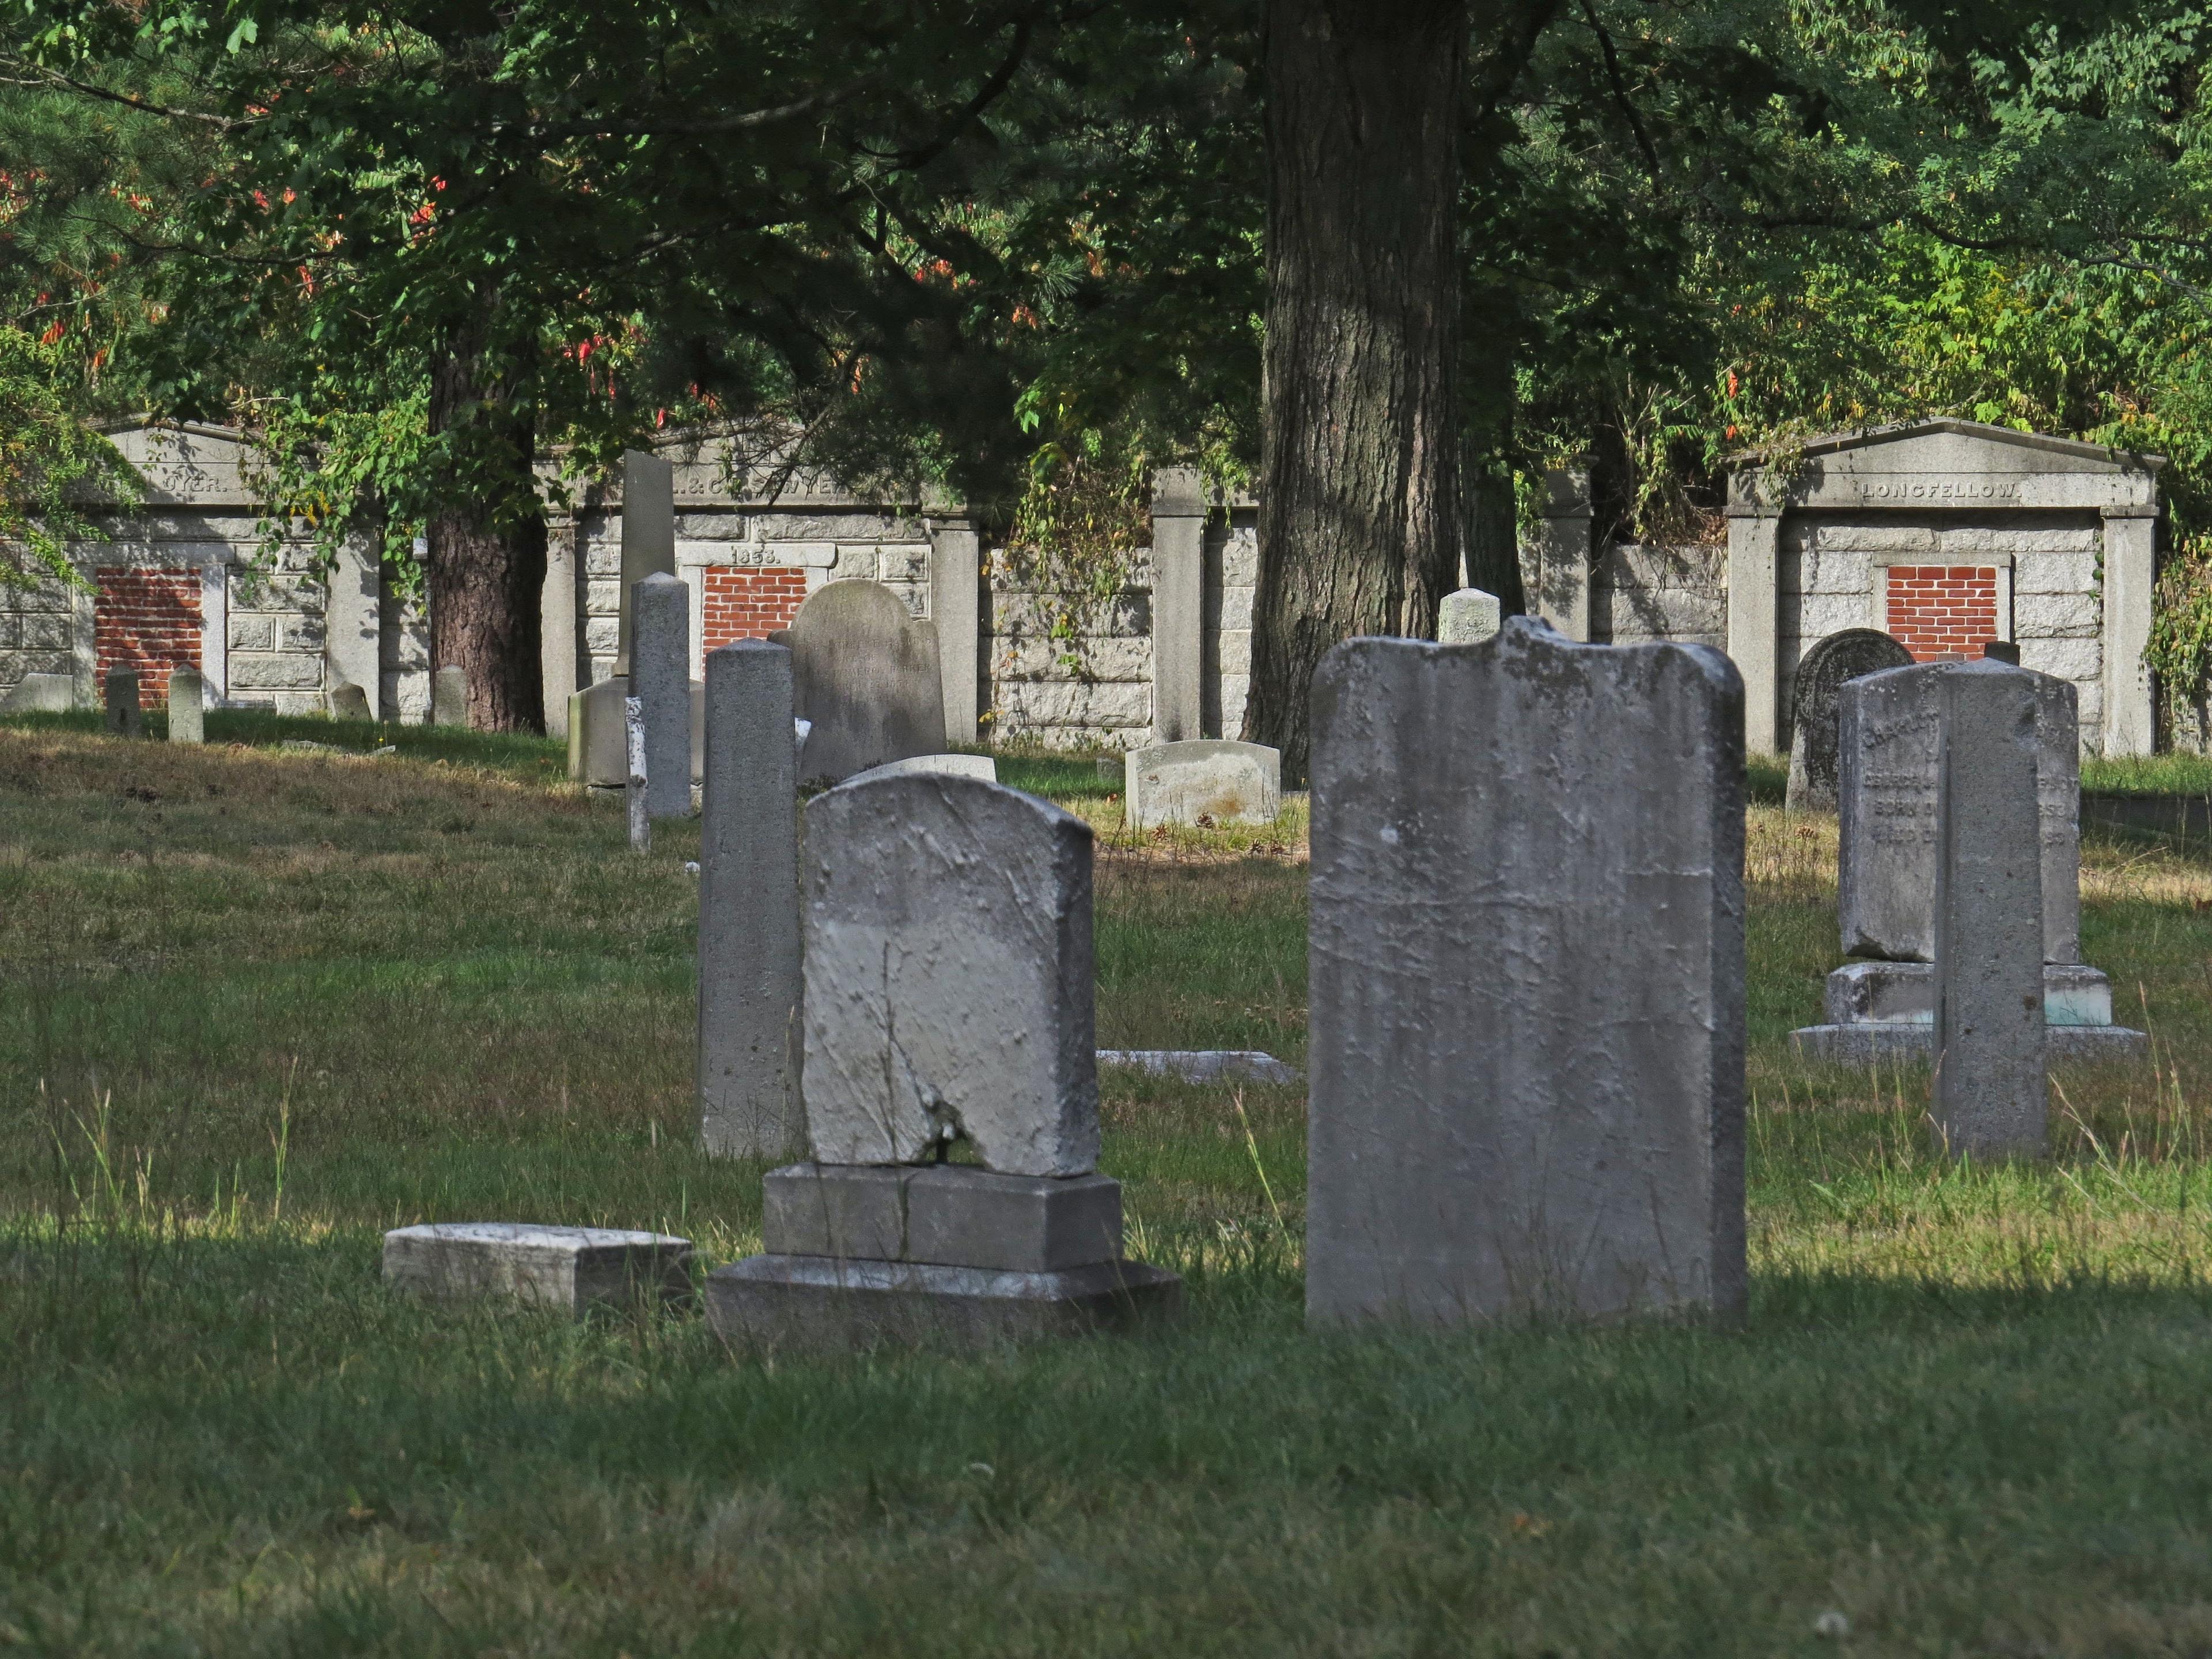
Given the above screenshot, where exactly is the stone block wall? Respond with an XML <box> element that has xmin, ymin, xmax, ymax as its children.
<box><xmin>0</xmin><ymin>571</ymin><xmax>78</xmax><ymax>690</ymax></box>
<box><xmin>986</xmin><ymin>554</ymin><xmax>1156</xmax><ymax>751</ymax></box>
<box><xmin>1597</xmin><ymin>543</ymin><xmax>1727</xmax><ymax>651</ymax></box>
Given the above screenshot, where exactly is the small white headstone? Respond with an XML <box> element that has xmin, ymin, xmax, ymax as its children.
<box><xmin>1124</xmin><ymin>739</ymin><xmax>1281</xmax><ymax>829</ymax></box>
<box><xmin>1437</xmin><ymin>588</ymin><xmax>1502</xmax><ymax>645</ymax></box>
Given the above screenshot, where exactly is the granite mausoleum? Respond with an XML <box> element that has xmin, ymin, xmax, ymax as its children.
<box><xmin>8</xmin><ymin>416</ymin><xmax>2163</xmax><ymax>756</ymax></box>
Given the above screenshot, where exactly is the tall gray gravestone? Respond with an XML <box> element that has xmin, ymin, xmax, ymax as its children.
<box><xmin>704</xmin><ymin>772</ymin><xmax>1178</xmax><ymax>1350</ymax></box>
<box><xmin>782</xmin><ymin>580</ymin><xmax>945</xmax><ymax>785</ymax></box>
<box><xmin>1934</xmin><ymin>661</ymin><xmax>2048</xmax><ymax>1154</ymax></box>
<box><xmin>617</xmin><ymin>449</ymin><xmax>675</xmax><ymax>676</ymax></box>
<box><xmin>1784</xmin><ymin>628</ymin><xmax>1911</xmax><ymax>813</ymax></box>
<box><xmin>1306</xmin><ymin>618</ymin><xmax>1747</xmax><ymax>1326</ymax></box>
<box><xmin>166</xmin><ymin>668</ymin><xmax>205</xmax><ymax>744</ymax></box>
<box><xmin>1791</xmin><ymin>658</ymin><xmax>2144</xmax><ymax>1063</ymax></box>
<box><xmin>104</xmin><ymin>669</ymin><xmax>142</xmax><ymax>737</ymax></box>
<box><xmin>631</xmin><ymin>572</ymin><xmax>691</xmax><ymax>819</ymax></box>
<box><xmin>696</xmin><ymin>640</ymin><xmax>803</xmax><ymax>1160</ymax></box>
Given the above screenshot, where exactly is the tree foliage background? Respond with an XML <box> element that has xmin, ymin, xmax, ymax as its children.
<box><xmin>5</xmin><ymin>0</ymin><xmax>2212</xmax><ymax>703</ymax></box>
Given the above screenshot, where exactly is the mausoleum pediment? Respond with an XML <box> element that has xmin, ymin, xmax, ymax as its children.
<box><xmin>83</xmin><ymin>418</ymin><xmax>263</xmax><ymax>509</ymax></box>
<box><xmin>1730</xmin><ymin>418</ymin><xmax>2162</xmax><ymax>514</ymax></box>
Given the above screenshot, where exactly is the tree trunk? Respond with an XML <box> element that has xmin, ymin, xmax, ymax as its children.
<box><xmin>426</xmin><ymin>324</ymin><xmax>547</xmax><ymax>733</ymax></box>
<box><xmin>1244</xmin><ymin>0</ymin><xmax>1469</xmax><ymax>782</ymax></box>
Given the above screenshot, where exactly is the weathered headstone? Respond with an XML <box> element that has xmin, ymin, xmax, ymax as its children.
<box><xmin>1124</xmin><ymin>739</ymin><xmax>1282</xmax><ymax>829</ymax></box>
<box><xmin>1838</xmin><ymin>660</ymin><xmax>2079</xmax><ymax>964</ymax></box>
<box><xmin>1983</xmin><ymin>640</ymin><xmax>2021</xmax><ymax>665</ymax></box>
<box><xmin>431</xmin><ymin>664</ymin><xmax>467</xmax><ymax>728</ymax></box>
<box><xmin>1784</xmin><ymin>628</ymin><xmax>1911</xmax><ymax>813</ymax></box>
<box><xmin>167</xmin><ymin>668</ymin><xmax>205</xmax><ymax>745</ymax></box>
<box><xmin>697</xmin><ymin>640</ymin><xmax>804</xmax><ymax>1160</ymax></box>
<box><xmin>1791</xmin><ymin>658</ymin><xmax>2145</xmax><ymax>1063</ymax></box>
<box><xmin>617</xmin><ymin>449</ymin><xmax>675</xmax><ymax>675</ymax></box>
<box><xmin>3</xmin><ymin>672</ymin><xmax>74</xmax><ymax>713</ymax></box>
<box><xmin>1934</xmin><ymin>661</ymin><xmax>2048</xmax><ymax>1155</ymax></box>
<box><xmin>782</xmin><ymin>581</ymin><xmax>945</xmax><ymax>785</ymax></box>
<box><xmin>844</xmin><ymin>752</ymin><xmax>997</xmax><ymax>786</ymax></box>
<box><xmin>327</xmin><ymin>681</ymin><xmax>372</xmax><ymax>722</ymax></box>
<box><xmin>704</xmin><ymin>772</ymin><xmax>1179</xmax><ymax>1350</ymax></box>
<box><xmin>104</xmin><ymin>669</ymin><xmax>143</xmax><ymax>737</ymax></box>
<box><xmin>1437</xmin><ymin>587</ymin><xmax>1502</xmax><ymax>645</ymax></box>
<box><xmin>632</xmin><ymin>572</ymin><xmax>691</xmax><ymax>819</ymax></box>
<box><xmin>567</xmin><ymin>675</ymin><xmax>628</xmax><ymax>787</ymax></box>
<box><xmin>1305</xmin><ymin>618</ymin><xmax>1745</xmax><ymax>1326</ymax></box>
<box><xmin>383</xmin><ymin>1222</ymin><xmax>692</xmax><ymax>1315</ymax></box>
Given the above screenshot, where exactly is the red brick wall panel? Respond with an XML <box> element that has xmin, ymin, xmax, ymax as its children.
<box><xmin>1885</xmin><ymin>565</ymin><xmax>1999</xmax><ymax>662</ymax></box>
<box><xmin>702</xmin><ymin>567</ymin><xmax>809</xmax><ymax>649</ymax></box>
<box><xmin>94</xmin><ymin>569</ymin><xmax>202</xmax><ymax>706</ymax></box>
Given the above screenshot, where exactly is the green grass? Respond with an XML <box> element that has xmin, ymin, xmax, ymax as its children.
<box><xmin>1</xmin><ymin>706</ymin><xmax>570</xmax><ymax>779</ymax></box>
<box><xmin>10</xmin><ymin>725</ymin><xmax>2212</xmax><ymax>1653</ymax></box>
<box><xmin>2082</xmin><ymin>751</ymin><xmax>2212</xmax><ymax>796</ymax></box>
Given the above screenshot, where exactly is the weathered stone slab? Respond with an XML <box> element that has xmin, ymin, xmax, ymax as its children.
<box><xmin>632</xmin><ymin>572</ymin><xmax>691</xmax><ymax>818</ymax></box>
<box><xmin>1124</xmin><ymin>739</ymin><xmax>1281</xmax><ymax>829</ymax></box>
<box><xmin>104</xmin><ymin>670</ymin><xmax>142</xmax><ymax>737</ymax></box>
<box><xmin>326</xmin><ymin>681</ymin><xmax>372</xmax><ymax>722</ymax></box>
<box><xmin>1792</xmin><ymin>1022</ymin><xmax>2146</xmax><ymax>1065</ymax></box>
<box><xmin>431</xmin><ymin>664</ymin><xmax>467</xmax><ymax>728</ymax></box>
<box><xmin>1438</xmin><ymin>587</ymin><xmax>1502</xmax><ymax>645</ymax></box>
<box><xmin>761</xmin><ymin>1163</ymin><xmax>1123</xmax><ymax>1272</ymax></box>
<box><xmin>3</xmin><ymin>672</ymin><xmax>74</xmax><ymax>712</ymax></box>
<box><xmin>1825</xmin><ymin>960</ymin><xmax>2113</xmax><ymax>1027</ymax></box>
<box><xmin>844</xmin><ymin>752</ymin><xmax>997</xmax><ymax>786</ymax></box>
<box><xmin>801</xmin><ymin>774</ymin><xmax>1099</xmax><ymax>1176</ymax></box>
<box><xmin>1784</xmin><ymin>628</ymin><xmax>1911</xmax><ymax>812</ymax></box>
<box><xmin>382</xmin><ymin>1222</ymin><xmax>692</xmax><ymax>1315</ymax></box>
<box><xmin>618</xmin><ymin>449</ymin><xmax>675</xmax><ymax>675</ymax></box>
<box><xmin>1934</xmin><ymin>661</ymin><xmax>2047</xmax><ymax>1156</ymax></box>
<box><xmin>1839</xmin><ymin>661</ymin><xmax>2080</xmax><ymax>963</ymax></box>
<box><xmin>1306</xmin><ymin>618</ymin><xmax>1745</xmax><ymax>1325</ymax></box>
<box><xmin>166</xmin><ymin>668</ymin><xmax>204</xmax><ymax>745</ymax></box>
<box><xmin>1095</xmin><ymin>1049</ymin><xmax>1302</xmax><ymax>1085</ymax></box>
<box><xmin>783</xmin><ymin>580</ymin><xmax>945</xmax><ymax>785</ymax></box>
<box><xmin>696</xmin><ymin>640</ymin><xmax>802</xmax><ymax>1160</ymax></box>
<box><xmin>566</xmin><ymin>675</ymin><xmax>628</xmax><ymax>787</ymax></box>
<box><xmin>703</xmin><ymin>1253</ymin><xmax>1179</xmax><ymax>1354</ymax></box>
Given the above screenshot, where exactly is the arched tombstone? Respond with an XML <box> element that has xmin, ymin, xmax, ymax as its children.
<box><xmin>1785</xmin><ymin>629</ymin><xmax>1914</xmax><ymax>812</ymax></box>
<box><xmin>777</xmin><ymin>581</ymin><xmax>945</xmax><ymax>786</ymax></box>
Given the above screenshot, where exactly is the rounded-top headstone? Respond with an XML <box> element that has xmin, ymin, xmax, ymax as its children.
<box><xmin>801</xmin><ymin>772</ymin><xmax>1098</xmax><ymax>1177</ymax></box>
<box><xmin>785</xmin><ymin>579</ymin><xmax>945</xmax><ymax>786</ymax></box>
<box><xmin>1786</xmin><ymin>629</ymin><xmax>1914</xmax><ymax>812</ymax></box>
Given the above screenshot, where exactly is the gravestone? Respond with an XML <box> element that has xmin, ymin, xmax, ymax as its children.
<box><xmin>383</xmin><ymin>1222</ymin><xmax>692</xmax><ymax>1315</ymax></box>
<box><xmin>1124</xmin><ymin>739</ymin><xmax>1282</xmax><ymax>830</ymax></box>
<box><xmin>431</xmin><ymin>664</ymin><xmax>467</xmax><ymax>728</ymax></box>
<box><xmin>1791</xmin><ymin>658</ymin><xmax>2145</xmax><ymax>1063</ymax></box>
<box><xmin>1305</xmin><ymin>618</ymin><xmax>1745</xmax><ymax>1326</ymax></box>
<box><xmin>1438</xmin><ymin>587</ymin><xmax>1502</xmax><ymax>645</ymax></box>
<box><xmin>167</xmin><ymin>668</ymin><xmax>205</xmax><ymax>745</ymax></box>
<box><xmin>567</xmin><ymin>675</ymin><xmax>628</xmax><ymax>787</ymax></box>
<box><xmin>632</xmin><ymin>573</ymin><xmax>691</xmax><ymax>819</ymax></box>
<box><xmin>1838</xmin><ymin>661</ymin><xmax>2079</xmax><ymax>964</ymax></box>
<box><xmin>845</xmin><ymin>753</ymin><xmax>997</xmax><ymax>786</ymax></box>
<box><xmin>104</xmin><ymin>670</ymin><xmax>142</xmax><ymax>737</ymax></box>
<box><xmin>697</xmin><ymin>640</ymin><xmax>803</xmax><ymax>1160</ymax></box>
<box><xmin>1933</xmin><ymin>661</ymin><xmax>2047</xmax><ymax>1155</ymax></box>
<box><xmin>781</xmin><ymin>581</ymin><xmax>945</xmax><ymax>785</ymax></box>
<box><xmin>617</xmin><ymin>449</ymin><xmax>676</xmax><ymax>675</ymax></box>
<box><xmin>3</xmin><ymin>673</ymin><xmax>74</xmax><ymax>712</ymax></box>
<box><xmin>327</xmin><ymin>682</ymin><xmax>372</xmax><ymax>722</ymax></box>
<box><xmin>704</xmin><ymin>772</ymin><xmax>1179</xmax><ymax>1351</ymax></box>
<box><xmin>1783</xmin><ymin>628</ymin><xmax>1911</xmax><ymax>813</ymax></box>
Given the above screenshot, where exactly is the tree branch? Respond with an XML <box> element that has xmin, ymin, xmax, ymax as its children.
<box><xmin>0</xmin><ymin>56</ymin><xmax>253</xmax><ymax>131</ymax></box>
<box><xmin>1577</xmin><ymin>0</ymin><xmax>1661</xmax><ymax>190</ymax></box>
<box><xmin>502</xmin><ymin>68</ymin><xmax>888</xmax><ymax>141</ymax></box>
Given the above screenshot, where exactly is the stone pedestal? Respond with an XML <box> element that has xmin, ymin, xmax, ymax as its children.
<box><xmin>704</xmin><ymin>1164</ymin><xmax>1180</xmax><ymax>1352</ymax></box>
<box><xmin>1791</xmin><ymin>961</ymin><xmax>2148</xmax><ymax>1063</ymax></box>
<box><xmin>384</xmin><ymin>1222</ymin><xmax>692</xmax><ymax>1316</ymax></box>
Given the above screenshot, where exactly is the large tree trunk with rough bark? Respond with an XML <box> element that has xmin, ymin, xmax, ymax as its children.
<box><xmin>425</xmin><ymin>321</ymin><xmax>547</xmax><ymax>733</ymax></box>
<box><xmin>1244</xmin><ymin>0</ymin><xmax>1469</xmax><ymax>781</ymax></box>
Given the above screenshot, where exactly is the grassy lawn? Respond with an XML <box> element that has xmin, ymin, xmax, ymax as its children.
<box><xmin>8</xmin><ymin>721</ymin><xmax>2212</xmax><ymax>1654</ymax></box>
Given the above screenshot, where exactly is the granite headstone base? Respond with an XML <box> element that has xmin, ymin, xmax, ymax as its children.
<box><xmin>1791</xmin><ymin>959</ymin><xmax>2146</xmax><ymax>1064</ymax></box>
<box><xmin>1791</xmin><ymin>1022</ymin><xmax>2147</xmax><ymax>1065</ymax></box>
<box><xmin>704</xmin><ymin>1163</ymin><xmax>1181</xmax><ymax>1353</ymax></box>
<box><xmin>383</xmin><ymin>1222</ymin><xmax>693</xmax><ymax>1315</ymax></box>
